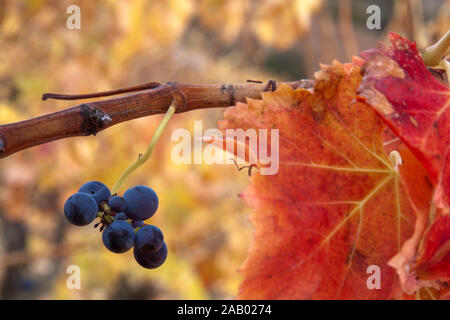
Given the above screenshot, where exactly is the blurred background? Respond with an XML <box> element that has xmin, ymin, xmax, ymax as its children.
<box><xmin>0</xmin><ymin>0</ymin><xmax>448</xmax><ymax>299</ymax></box>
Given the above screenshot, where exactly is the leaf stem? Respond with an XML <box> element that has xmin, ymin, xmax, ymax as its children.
<box><xmin>422</xmin><ymin>30</ymin><xmax>450</xmax><ymax>66</ymax></box>
<box><xmin>111</xmin><ymin>103</ymin><xmax>176</xmax><ymax>194</ymax></box>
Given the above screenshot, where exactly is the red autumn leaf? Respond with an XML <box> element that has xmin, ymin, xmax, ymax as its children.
<box><xmin>359</xmin><ymin>32</ymin><xmax>449</xmax><ymax>186</ymax></box>
<box><xmin>415</xmin><ymin>213</ymin><xmax>450</xmax><ymax>280</ymax></box>
<box><xmin>218</xmin><ymin>60</ymin><xmax>432</xmax><ymax>299</ymax></box>
<box><xmin>359</xmin><ymin>33</ymin><xmax>449</xmax><ymax>295</ymax></box>
<box><xmin>410</xmin><ymin>145</ymin><xmax>449</xmax><ymax>293</ymax></box>
<box><xmin>383</xmin><ymin>136</ymin><xmax>443</xmax><ymax>296</ymax></box>
<box><xmin>413</xmin><ymin>149</ymin><xmax>450</xmax><ymax>288</ymax></box>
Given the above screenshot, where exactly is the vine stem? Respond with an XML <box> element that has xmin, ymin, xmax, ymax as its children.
<box><xmin>422</xmin><ymin>30</ymin><xmax>450</xmax><ymax>66</ymax></box>
<box><xmin>0</xmin><ymin>80</ymin><xmax>313</xmax><ymax>159</ymax></box>
<box><xmin>111</xmin><ymin>102</ymin><xmax>176</xmax><ymax>194</ymax></box>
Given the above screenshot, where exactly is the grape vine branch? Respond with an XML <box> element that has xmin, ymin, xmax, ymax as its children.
<box><xmin>0</xmin><ymin>80</ymin><xmax>313</xmax><ymax>159</ymax></box>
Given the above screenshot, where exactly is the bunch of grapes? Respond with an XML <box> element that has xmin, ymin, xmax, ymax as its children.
<box><xmin>63</xmin><ymin>181</ymin><xmax>167</xmax><ymax>269</ymax></box>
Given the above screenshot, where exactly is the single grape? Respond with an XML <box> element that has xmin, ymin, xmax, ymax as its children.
<box><xmin>102</xmin><ymin>220</ymin><xmax>135</xmax><ymax>253</ymax></box>
<box><xmin>134</xmin><ymin>242</ymin><xmax>168</xmax><ymax>269</ymax></box>
<box><xmin>108</xmin><ymin>196</ymin><xmax>127</xmax><ymax>212</ymax></box>
<box><xmin>123</xmin><ymin>186</ymin><xmax>158</xmax><ymax>221</ymax></box>
<box><xmin>135</xmin><ymin>225</ymin><xmax>164</xmax><ymax>253</ymax></box>
<box><xmin>79</xmin><ymin>181</ymin><xmax>111</xmax><ymax>205</ymax></box>
<box><xmin>132</xmin><ymin>220</ymin><xmax>144</xmax><ymax>228</ymax></box>
<box><xmin>114</xmin><ymin>212</ymin><xmax>128</xmax><ymax>220</ymax></box>
<box><xmin>64</xmin><ymin>192</ymin><xmax>98</xmax><ymax>226</ymax></box>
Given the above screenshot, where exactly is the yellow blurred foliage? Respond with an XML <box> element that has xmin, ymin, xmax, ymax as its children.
<box><xmin>253</xmin><ymin>0</ymin><xmax>322</xmax><ymax>49</ymax></box>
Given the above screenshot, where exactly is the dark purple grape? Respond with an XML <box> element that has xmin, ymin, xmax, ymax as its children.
<box><xmin>132</xmin><ymin>220</ymin><xmax>144</xmax><ymax>228</ymax></box>
<box><xmin>135</xmin><ymin>225</ymin><xmax>164</xmax><ymax>253</ymax></box>
<box><xmin>79</xmin><ymin>181</ymin><xmax>111</xmax><ymax>205</ymax></box>
<box><xmin>123</xmin><ymin>186</ymin><xmax>158</xmax><ymax>221</ymax></box>
<box><xmin>108</xmin><ymin>196</ymin><xmax>127</xmax><ymax>212</ymax></box>
<box><xmin>114</xmin><ymin>212</ymin><xmax>128</xmax><ymax>220</ymax></box>
<box><xmin>64</xmin><ymin>192</ymin><xmax>98</xmax><ymax>226</ymax></box>
<box><xmin>134</xmin><ymin>242</ymin><xmax>167</xmax><ymax>269</ymax></box>
<box><xmin>102</xmin><ymin>220</ymin><xmax>135</xmax><ymax>253</ymax></box>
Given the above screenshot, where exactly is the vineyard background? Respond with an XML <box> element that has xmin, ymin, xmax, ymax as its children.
<box><xmin>0</xmin><ymin>0</ymin><xmax>448</xmax><ymax>299</ymax></box>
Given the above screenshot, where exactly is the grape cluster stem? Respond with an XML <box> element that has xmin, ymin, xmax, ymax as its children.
<box><xmin>111</xmin><ymin>102</ymin><xmax>177</xmax><ymax>194</ymax></box>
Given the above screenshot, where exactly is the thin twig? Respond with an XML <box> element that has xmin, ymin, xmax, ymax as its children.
<box><xmin>42</xmin><ymin>81</ymin><xmax>161</xmax><ymax>101</ymax></box>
